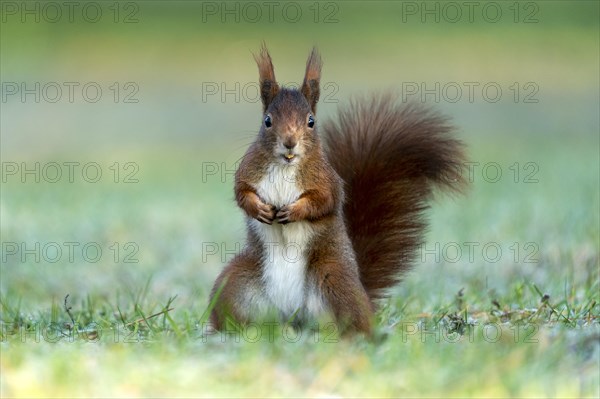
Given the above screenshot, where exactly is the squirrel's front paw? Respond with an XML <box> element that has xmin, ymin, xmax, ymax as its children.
<box><xmin>276</xmin><ymin>204</ymin><xmax>297</xmax><ymax>225</ymax></box>
<box><xmin>256</xmin><ymin>202</ymin><xmax>276</xmax><ymax>225</ymax></box>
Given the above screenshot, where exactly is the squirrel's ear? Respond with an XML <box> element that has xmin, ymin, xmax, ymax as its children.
<box><xmin>301</xmin><ymin>47</ymin><xmax>322</xmax><ymax>113</ymax></box>
<box><xmin>254</xmin><ymin>44</ymin><xmax>279</xmax><ymax>112</ymax></box>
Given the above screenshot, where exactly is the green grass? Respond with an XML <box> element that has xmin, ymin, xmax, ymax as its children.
<box><xmin>1</xmin><ymin>135</ymin><xmax>598</xmax><ymax>397</ymax></box>
<box><xmin>1</xmin><ymin>1</ymin><xmax>599</xmax><ymax>397</ymax></box>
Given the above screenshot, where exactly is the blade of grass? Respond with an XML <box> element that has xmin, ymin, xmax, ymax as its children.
<box><xmin>198</xmin><ymin>276</ymin><xmax>228</xmax><ymax>326</ymax></box>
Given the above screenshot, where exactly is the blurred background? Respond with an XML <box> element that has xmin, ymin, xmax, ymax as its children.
<box><xmin>2</xmin><ymin>0</ymin><xmax>598</xmax><ymax>315</ymax></box>
<box><xmin>0</xmin><ymin>1</ymin><xmax>599</xmax><ymax>396</ymax></box>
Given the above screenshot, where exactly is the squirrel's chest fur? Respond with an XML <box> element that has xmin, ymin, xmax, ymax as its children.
<box><xmin>250</xmin><ymin>163</ymin><xmax>325</xmax><ymax>319</ymax></box>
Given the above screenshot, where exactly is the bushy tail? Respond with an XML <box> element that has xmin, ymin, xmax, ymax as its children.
<box><xmin>322</xmin><ymin>93</ymin><xmax>467</xmax><ymax>300</ymax></box>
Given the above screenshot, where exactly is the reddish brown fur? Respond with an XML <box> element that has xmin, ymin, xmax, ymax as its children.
<box><xmin>209</xmin><ymin>46</ymin><xmax>466</xmax><ymax>334</ymax></box>
<box><xmin>209</xmin><ymin>247</ymin><xmax>262</xmax><ymax>327</ymax></box>
<box><xmin>322</xmin><ymin>94</ymin><xmax>467</xmax><ymax>300</ymax></box>
<box><xmin>301</xmin><ymin>48</ymin><xmax>322</xmax><ymax>113</ymax></box>
<box><xmin>254</xmin><ymin>43</ymin><xmax>280</xmax><ymax>113</ymax></box>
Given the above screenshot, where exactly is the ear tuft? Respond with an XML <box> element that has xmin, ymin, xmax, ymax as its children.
<box><xmin>301</xmin><ymin>47</ymin><xmax>322</xmax><ymax>113</ymax></box>
<box><xmin>253</xmin><ymin>43</ymin><xmax>280</xmax><ymax>112</ymax></box>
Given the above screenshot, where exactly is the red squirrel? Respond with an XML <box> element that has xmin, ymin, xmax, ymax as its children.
<box><xmin>208</xmin><ymin>45</ymin><xmax>466</xmax><ymax>334</ymax></box>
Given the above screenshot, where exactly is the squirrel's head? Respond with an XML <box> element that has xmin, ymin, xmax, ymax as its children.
<box><xmin>254</xmin><ymin>45</ymin><xmax>322</xmax><ymax>165</ymax></box>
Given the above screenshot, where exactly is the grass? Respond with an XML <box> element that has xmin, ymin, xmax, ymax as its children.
<box><xmin>1</xmin><ymin>1</ymin><xmax>599</xmax><ymax>397</ymax></box>
<box><xmin>1</xmin><ymin>134</ymin><xmax>598</xmax><ymax>397</ymax></box>
<box><xmin>0</xmin><ymin>282</ymin><xmax>598</xmax><ymax>397</ymax></box>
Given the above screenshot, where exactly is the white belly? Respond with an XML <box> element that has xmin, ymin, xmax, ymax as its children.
<box><xmin>251</xmin><ymin>164</ymin><xmax>324</xmax><ymax>319</ymax></box>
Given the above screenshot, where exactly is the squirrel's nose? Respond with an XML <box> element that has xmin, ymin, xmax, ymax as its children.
<box><xmin>284</xmin><ymin>140</ymin><xmax>297</xmax><ymax>150</ymax></box>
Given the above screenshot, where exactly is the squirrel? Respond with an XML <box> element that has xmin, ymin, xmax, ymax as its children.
<box><xmin>208</xmin><ymin>45</ymin><xmax>466</xmax><ymax>334</ymax></box>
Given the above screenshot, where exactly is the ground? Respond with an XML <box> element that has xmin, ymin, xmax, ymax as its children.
<box><xmin>1</xmin><ymin>2</ymin><xmax>599</xmax><ymax>397</ymax></box>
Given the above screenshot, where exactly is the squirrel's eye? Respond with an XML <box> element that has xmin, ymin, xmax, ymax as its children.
<box><xmin>264</xmin><ymin>115</ymin><xmax>272</xmax><ymax>128</ymax></box>
<box><xmin>307</xmin><ymin>115</ymin><xmax>315</xmax><ymax>128</ymax></box>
